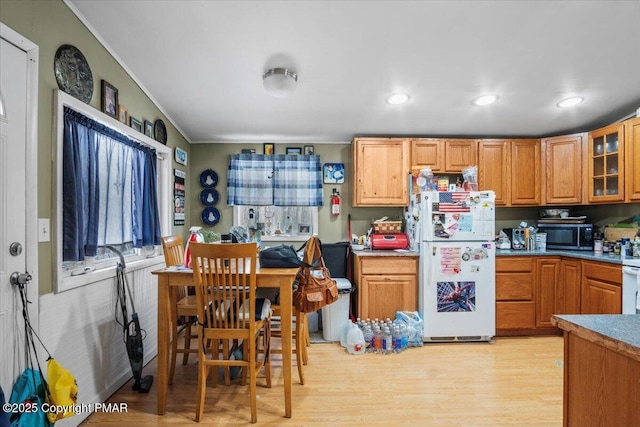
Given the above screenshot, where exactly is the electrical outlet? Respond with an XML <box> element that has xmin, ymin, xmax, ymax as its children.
<box><xmin>38</xmin><ymin>218</ymin><xmax>50</xmax><ymax>242</ymax></box>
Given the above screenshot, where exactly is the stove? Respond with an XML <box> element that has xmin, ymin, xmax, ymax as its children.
<box><xmin>621</xmin><ymin>258</ymin><xmax>640</xmax><ymax>314</ymax></box>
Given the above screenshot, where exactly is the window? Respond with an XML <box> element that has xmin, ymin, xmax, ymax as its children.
<box><xmin>54</xmin><ymin>91</ymin><xmax>171</xmax><ymax>292</ymax></box>
<box><xmin>233</xmin><ymin>206</ymin><xmax>318</xmax><ymax>242</ymax></box>
<box><xmin>227</xmin><ymin>153</ymin><xmax>323</xmax><ymax>242</ymax></box>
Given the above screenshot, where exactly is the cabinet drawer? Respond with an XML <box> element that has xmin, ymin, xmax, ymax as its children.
<box><xmin>496</xmin><ymin>301</ymin><xmax>535</xmax><ymax>329</ymax></box>
<box><xmin>496</xmin><ymin>274</ymin><xmax>534</xmax><ymax>301</ymax></box>
<box><xmin>582</xmin><ymin>261</ymin><xmax>622</xmax><ymax>284</ymax></box>
<box><xmin>359</xmin><ymin>257</ymin><xmax>417</xmax><ymax>275</ymax></box>
<box><xmin>496</xmin><ymin>257</ymin><xmax>534</xmax><ymax>272</ymax></box>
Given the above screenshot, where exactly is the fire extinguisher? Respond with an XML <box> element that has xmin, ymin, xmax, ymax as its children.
<box><xmin>331</xmin><ymin>188</ymin><xmax>341</xmax><ymax>216</ymax></box>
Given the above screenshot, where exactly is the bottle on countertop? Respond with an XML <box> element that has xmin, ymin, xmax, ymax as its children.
<box><xmin>594</xmin><ymin>232</ymin><xmax>603</xmax><ymax>255</ymax></box>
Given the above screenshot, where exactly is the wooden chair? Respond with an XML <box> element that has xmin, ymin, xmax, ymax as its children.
<box><xmin>270</xmin><ymin>305</ymin><xmax>308</xmax><ymax>385</ymax></box>
<box><xmin>160</xmin><ymin>235</ymin><xmax>198</xmax><ymax>384</ymax></box>
<box><xmin>190</xmin><ymin>242</ymin><xmax>271</xmax><ymax>423</ymax></box>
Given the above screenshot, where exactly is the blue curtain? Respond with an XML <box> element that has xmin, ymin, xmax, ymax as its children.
<box><xmin>273</xmin><ymin>154</ymin><xmax>323</xmax><ymax>206</ymax></box>
<box><xmin>226</xmin><ymin>154</ymin><xmax>323</xmax><ymax>206</ymax></box>
<box><xmin>62</xmin><ymin>107</ymin><xmax>161</xmax><ymax>262</ymax></box>
<box><xmin>227</xmin><ymin>154</ymin><xmax>274</xmax><ymax>205</ymax></box>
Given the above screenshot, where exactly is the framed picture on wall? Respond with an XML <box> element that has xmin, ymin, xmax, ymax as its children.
<box><xmin>264</xmin><ymin>143</ymin><xmax>274</xmax><ymax>155</ymax></box>
<box><xmin>304</xmin><ymin>145</ymin><xmax>314</xmax><ymax>155</ymax></box>
<box><xmin>101</xmin><ymin>80</ymin><xmax>118</xmax><ymax>119</ymax></box>
<box><xmin>118</xmin><ymin>105</ymin><xmax>128</xmax><ymax>124</ymax></box>
<box><xmin>144</xmin><ymin>120</ymin><xmax>153</xmax><ymax>138</ymax></box>
<box><xmin>323</xmin><ymin>163</ymin><xmax>345</xmax><ymax>184</ymax></box>
<box><xmin>130</xmin><ymin>116</ymin><xmax>143</xmax><ymax>133</ymax></box>
<box><xmin>286</xmin><ymin>147</ymin><xmax>302</xmax><ymax>155</ymax></box>
<box><xmin>175</xmin><ymin>147</ymin><xmax>188</xmax><ymax>166</ymax></box>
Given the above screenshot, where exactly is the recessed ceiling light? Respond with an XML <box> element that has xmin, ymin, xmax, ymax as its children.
<box><xmin>386</xmin><ymin>93</ymin><xmax>410</xmax><ymax>105</ymax></box>
<box><xmin>473</xmin><ymin>94</ymin><xmax>498</xmax><ymax>106</ymax></box>
<box><xmin>557</xmin><ymin>96</ymin><xmax>584</xmax><ymax>108</ymax></box>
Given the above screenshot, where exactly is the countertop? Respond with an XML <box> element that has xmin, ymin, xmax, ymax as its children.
<box><xmin>352</xmin><ymin>249</ymin><xmax>419</xmax><ymax>257</ymax></box>
<box><xmin>551</xmin><ymin>314</ymin><xmax>640</xmax><ymax>363</ymax></box>
<box><xmin>353</xmin><ymin>248</ymin><xmax>635</xmax><ymax>264</ymax></box>
<box><xmin>496</xmin><ymin>248</ymin><xmax>632</xmax><ymax>265</ymax></box>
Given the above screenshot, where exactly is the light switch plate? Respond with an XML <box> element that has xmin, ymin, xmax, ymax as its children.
<box><xmin>38</xmin><ymin>218</ymin><xmax>50</xmax><ymax>242</ymax></box>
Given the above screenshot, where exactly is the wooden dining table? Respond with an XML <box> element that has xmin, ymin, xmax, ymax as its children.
<box><xmin>151</xmin><ymin>265</ymin><xmax>299</xmax><ymax>418</ymax></box>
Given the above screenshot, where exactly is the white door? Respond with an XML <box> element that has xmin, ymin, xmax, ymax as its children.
<box><xmin>0</xmin><ymin>29</ymin><xmax>39</xmax><ymax>394</ymax></box>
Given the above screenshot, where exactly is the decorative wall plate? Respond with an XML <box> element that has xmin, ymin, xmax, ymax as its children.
<box><xmin>200</xmin><ymin>189</ymin><xmax>219</xmax><ymax>206</ymax></box>
<box><xmin>54</xmin><ymin>44</ymin><xmax>94</xmax><ymax>103</ymax></box>
<box><xmin>199</xmin><ymin>169</ymin><xmax>218</xmax><ymax>188</ymax></box>
<box><xmin>154</xmin><ymin>119</ymin><xmax>167</xmax><ymax>144</ymax></box>
<box><xmin>201</xmin><ymin>207</ymin><xmax>221</xmax><ymax>226</ymax></box>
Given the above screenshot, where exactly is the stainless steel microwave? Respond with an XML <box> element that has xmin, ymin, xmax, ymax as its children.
<box><xmin>536</xmin><ymin>223</ymin><xmax>594</xmax><ymax>251</ymax></box>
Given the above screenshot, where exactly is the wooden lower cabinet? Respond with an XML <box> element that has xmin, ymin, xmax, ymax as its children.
<box><xmin>563</xmin><ymin>333</ymin><xmax>640</xmax><ymax>426</ymax></box>
<box><xmin>496</xmin><ymin>257</ymin><xmax>535</xmax><ymax>333</ymax></box>
<box><xmin>560</xmin><ymin>259</ymin><xmax>582</xmax><ymax>314</ymax></box>
<box><xmin>580</xmin><ymin>261</ymin><xmax>622</xmax><ymax>314</ymax></box>
<box><xmin>496</xmin><ymin>256</ymin><xmax>620</xmax><ymax>335</ymax></box>
<box><xmin>354</xmin><ymin>255</ymin><xmax>418</xmax><ymax>320</ymax></box>
<box><xmin>535</xmin><ymin>258</ymin><xmax>561</xmax><ymax>328</ymax></box>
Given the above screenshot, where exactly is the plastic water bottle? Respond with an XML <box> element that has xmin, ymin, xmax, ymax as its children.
<box><xmin>362</xmin><ymin>324</ymin><xmax>374</xmax><ymax>353</ymax></box>
<box><xmin>400</xmin><ymin>324</ymin><xmax>409</xmax><ymax>351</ymax></box>
<box><xmin>382</xmin><ymin>327</ymin><xmax>393</xmax><ymax>354</ymax></box>
<box><xmin>373</xmin><ymin>325</ymin><xmax>383</xmax><ymax>354</ymax></box>
<box><xmin>393</xmin><ymin>326</ymin><xmax>403</xmax><ymax>353</ymax></box>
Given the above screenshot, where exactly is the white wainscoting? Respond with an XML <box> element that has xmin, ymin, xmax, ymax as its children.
<box><xmin>38</xmin><ymin>257</ymin><xmax>164</xmax><ymax>426</ymax></box>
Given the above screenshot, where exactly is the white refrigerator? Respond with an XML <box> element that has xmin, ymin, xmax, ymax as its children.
<box><xmin>407</xmin><ymin>190</ymin><xmax>496</xmax><ymax>342</ymax></box>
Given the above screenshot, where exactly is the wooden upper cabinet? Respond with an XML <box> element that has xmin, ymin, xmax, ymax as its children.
<box><xmin>478</xmin><ymin>139</ymin><xmax>539</xmax><ymax>206</ymax></box>
<box><xmin>625</xmin><ymin>116</ymin><xmax>640</xmax><ymax>202</ymax></box>
<box><xmin>443</xmin><ymin>139</ymin><xmax>477</xmax><ymax>172</ymax></box>
<box><xmin>588</xmin><ymin>123</ymin><xmax>625</xmax><ymax>203</ymax></box>
<box><xmin>510</xmin><ymin>139</ymin><xmax>541</xmax><ymax>205</ymax></box>
<box><xmin>541</xmin><ymin>133</ymin><xmax>586</xmax><ymax>205</ymax></box>
<box><xmin>410</xmin><ymin>138</ymin><xmax>444</xmax><ymax>172</ymax></box>
<box><xmin>353</xmin><ymin>137</ymin><xmax>410</xmax><ymax>206</ymax></box>
<box><xmin>478</xmin><ymin>139</ymin><xmax>511</xmax><ymax>206</ymax></box>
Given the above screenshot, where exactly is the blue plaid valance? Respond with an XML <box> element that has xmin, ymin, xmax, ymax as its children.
<box><xmin>227</xmin><ymin>154</ymin><xmax>323</xmax><ymax>206</ymax></box>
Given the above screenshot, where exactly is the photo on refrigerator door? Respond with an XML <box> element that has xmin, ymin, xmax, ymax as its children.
<box><xmin>437</xmin><ymin>281</ymin><xmax>476</xmax><ymax>312</ymax></box>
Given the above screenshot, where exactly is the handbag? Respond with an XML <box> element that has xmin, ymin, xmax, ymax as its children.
<box><xmin>259</xmin><ymin>244</ymin><xmax>307</xmax><ymax>268</ymax></box>
<box><xmin>293</xmin><ymin>237</ymin><xmax>339</xmax><ymax>313</ymax></box>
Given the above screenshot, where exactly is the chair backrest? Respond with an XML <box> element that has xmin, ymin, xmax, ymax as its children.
<box><xmin>190</xmin><ymin>242</ymin><xmax>258</xmax><ymax>331</ymax></box>
<box><xmin>161</xmin><ymin>235</ymin><xmax>185</xmax><ymax>267</ymax></box>
<box><xmin>321</xmin><ymin>242</ymin><xmax>351</xmax><ymax>278</ymax></box>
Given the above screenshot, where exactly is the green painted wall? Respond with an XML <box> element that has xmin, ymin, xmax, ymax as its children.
<box><xmin>1</xmin><ymin>0</ymin><xmax>191</xmax><ymax>294</ymax></box>
<box><xmin>189</xmin><ymin>142</ymin><xmax>403</xmax><ymax>246</ymax></box>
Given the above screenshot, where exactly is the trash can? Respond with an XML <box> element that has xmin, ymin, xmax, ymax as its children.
<box><xmin>321</xmin><ymin>278</ymin><xmax>353</xmax><ymax>342</ymax></box>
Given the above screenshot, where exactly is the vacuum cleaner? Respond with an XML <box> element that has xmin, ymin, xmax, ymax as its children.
<box><xmin>107</xmin><ymin>246</ymin><xmax>154</xmax><ymax>393</ymax></box>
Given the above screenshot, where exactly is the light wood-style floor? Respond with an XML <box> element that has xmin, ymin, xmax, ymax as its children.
<box><xmin>81</xmin><ymin>336</ymin><xmax>564</xmax><ymax>426</ymax></box>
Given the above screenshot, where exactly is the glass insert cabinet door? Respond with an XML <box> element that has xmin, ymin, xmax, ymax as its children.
<box><xmin>589</xmin><ymin>123</ymin><xmax>625</xmax><ymax>202</ymax></box>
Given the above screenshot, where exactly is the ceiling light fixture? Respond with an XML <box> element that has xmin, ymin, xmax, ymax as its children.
<box><xmin>473</xmin><ymin>94</ymin><xmax>498</xmax><ymax>106</ymax></box>
<box><xmin>556</xmin><ymin>96</ymin><xmax>584</xmax><ymax>108</ymax></box>
<box><xmin>0</xmin><ymin>89</ymin><xmax>6</xmax><ymax>119</ymax></box>
<box><xmin>262</xmin><ymin>68</ymin><xmax>298</xmax><ymax>98</ymax></box>
<box><xmin>386</xmin><ymin>93</ymin><xmax>410</xmax><ymax>105</ymax></box>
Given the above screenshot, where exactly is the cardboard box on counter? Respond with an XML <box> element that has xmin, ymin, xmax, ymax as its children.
<box><xmin>604</xmin><ymin>226</ymin><xmax>638</xmax><ymax>242</ymax></box>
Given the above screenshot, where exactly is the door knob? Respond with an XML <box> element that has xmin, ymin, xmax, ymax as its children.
<box><xmin>9</xmin><ymin>242</ymin><xmax>22</xmax><ymax>256</ymax></box>
<box><xmin>10</xmin><ymin>272</ymin><xmax>32</xmax><ymax>286</ymax></box>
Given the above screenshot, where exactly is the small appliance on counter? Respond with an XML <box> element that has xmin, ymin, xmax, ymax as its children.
<box><xmin>369</xmin><ymin>219</ymin><xmax>408</xmax><ymax>250</ymax></box>
<box><xmin>370</xmin><ymin>233</ymin><xmax>409</xmax><ymax>250</ymax></box>
<box><xmin>536</xmin><ymin>217</ymin><xmax>594</xmax><ymax>251</ymax></box>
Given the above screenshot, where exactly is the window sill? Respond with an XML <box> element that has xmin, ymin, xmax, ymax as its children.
<box><xmin>56</xmin><ymin>254</ymin><xmax>165</xmax><ymax>293</ymax></box>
